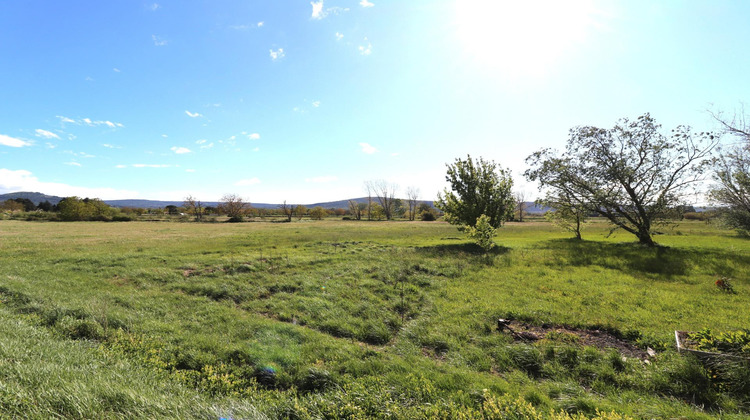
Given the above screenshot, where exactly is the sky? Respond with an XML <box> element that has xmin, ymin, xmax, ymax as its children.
<box><xmin>1</xmin><ymin>0</ymin><xmax>749</xmax><ymax>204</ymax></box>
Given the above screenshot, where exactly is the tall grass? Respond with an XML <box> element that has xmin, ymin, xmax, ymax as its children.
<box><xmin>0</xmin><ymin>219</ymin><xmax>747</xmax><ymax>418</ymax></box>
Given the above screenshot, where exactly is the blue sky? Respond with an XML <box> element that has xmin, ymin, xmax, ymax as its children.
<box><xmin>1</xmin><ymin>1</ymin><xmax>749</xmax><ymax>204</ymax></box>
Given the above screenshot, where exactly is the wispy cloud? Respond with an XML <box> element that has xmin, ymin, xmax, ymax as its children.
<box><xmin>185</xmin><ymin>110</ymin><xmax>203</xmax><ymax>118</ymax></box>
<box><xmin>64</xmin><ymin>162</ymin><xmax>82</xmax><ymax>167</ymax></box>
<box><xmin>35</xmin><ymin>129</ymin><xmax>60</xmax><ymax>139</ymax></box>
<box><xmin>152</xmin><ymin>35</ymin><xmax>168</xmax><ymax>46</ymax></box>
<box><xmin>56</xmin><ymin>116</ymin><xmax>124</xmax><ymax>128</ymax></box>
<box><xmin>305</xmin><ymin>175</ymin><xmax>338</xmax><ymax>183</ymax></box>
<box><xmin>359</xmin><ymin>142</ymin><xmax>377</xmax><ymax>154</ymax></box>
<box><xmin>102</xmin><ymin>143</ymin><xmax>121</xmax><ymax>149</ymax></box>
<box><xmin>312</xmin><ymin>101</ymin><xmax>321</xmax><ymax>108</ymax></box>
<box><xmin>335</xmin><ymin>32</ymin><xmax>344</xmax><ymax>41</ymax></box>
<box><xmin>149</xmin><ymin>3</ymin><xmax>160</xmax><ymax>11</ymax></box>
<box><xmin>360</xmin><ymin>0</ymin><xmax>374</xmax><ymax>7</ymax></box>
<box><xmin>0</xmin><ymin>134</ymin><xmax>31</xmax><ymax>148</ymax></box>
<box><xmin>257</xmin><ymin>21</ymin><xmax>264</xmax><ymax>27</ymax></box>
<box><xmin>269</xmin><ymin>48</ymin><xmax>285</xmax><ymax>61</ymax></box>
<box><xmin>235</xmin><ymin>178</ymin><xmax>261</xmax><ymax>186</ymax></box>
<box><xmin>248</xmin><ymin>133</ymin><xmax>260</xmax><ymax>140</ymax></box>
<box><xmin>131</xmin><ymin>164</ymin><xmax>173</xmax><ymax>168</ymax></box>
<box><xmin>171</xmin><ymin>146</ymin><xmax>191</xmax><ymax>154</ymax></box>
<box><xmin>359</xmin><ymin>38</ymin><xmax>372</xmax><ymax>55</ymax></box>
<box><xmin>113</xmin><ymin>68</ymin><xmax>121</xmax><ymax>72</ymax></box>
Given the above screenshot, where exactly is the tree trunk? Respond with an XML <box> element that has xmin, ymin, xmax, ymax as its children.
<box><xmin>637</xmin><ymin>229</ymin><xmax>655</xmax><ymax>246</ymax></box>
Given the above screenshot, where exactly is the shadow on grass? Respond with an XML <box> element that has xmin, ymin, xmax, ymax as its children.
<box><xmin>415</xmin><ymin>242</ymin><xmax>511</xmax><ymax>257</ymax></box>
<box><xmin>537</xmin><ymin>238</ymin><xmax>750</xmax><ymax>278</ymax></box>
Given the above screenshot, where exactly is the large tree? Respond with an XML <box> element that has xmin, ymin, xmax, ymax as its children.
<box><xmin>435</xmin><ymin>155</ymin><xmax>515</xmax><ymax>229</ymax></box>
<box><xmin>525</xmin><ymin>113</ymin><xmax>717</xmax><ymax>246</ymax></box>
<box><xmin>219</xmin><ymin>194</ymin><xmax>248</xmax><ymax>222</ymax></box>
<box><xmin>709</xmin><ymin>108</ymin><xmax>750</xmax><ymax>234</ymax></box>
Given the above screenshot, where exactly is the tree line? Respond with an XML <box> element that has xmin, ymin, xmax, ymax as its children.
<box><xmin>436</xmin><ymin>111</ymin><xmax>750</xmax><ymax>248</ymax></box>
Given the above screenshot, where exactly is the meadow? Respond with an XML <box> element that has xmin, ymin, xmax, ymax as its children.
<box><xmin>0</xmin><ymin>218</ymin><xmax>748</xmax><ymax>419</ymax></box>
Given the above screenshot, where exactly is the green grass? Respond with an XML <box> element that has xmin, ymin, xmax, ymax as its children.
<box><xmin>0</xmin><ymin>219</ymin><xmax>748</xmax><ymax>418</ymax></box>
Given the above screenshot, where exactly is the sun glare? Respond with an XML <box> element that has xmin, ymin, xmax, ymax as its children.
<box><xmin>455</xmin><ymin>0</ymin><xmax>602</xmax><ymax>78</ymax></box>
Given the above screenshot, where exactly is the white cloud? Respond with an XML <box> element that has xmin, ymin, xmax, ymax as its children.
<box><xmin>0</xmin><ymin>134</ymin><xmax>31</xmax><ymax>148</ymax></box>
<box><xmin>269</xmin><ymin>48</ymin><xmax>285</xmax><ymax>61</ymax></box>
<box><xmin>152</xmin><ymin>35</ymin><xmax>168</xmax><ymax>46</ymax></box>
<box><xmin>149</xmin><ymin>3</ymin><xmax>160</xmax><ymax>11</ymax></box>
<box><xmin>359</xmin><ymin>142</ymin><xmax>377</xmax><ymax>154</ymax></box>
<box><xmin>171</xmin><ymin>146</ymin><xmax>191</xmax><ymax>154</ymax></box>
<box><xmin>57</xmin><ymin>116</ymin><xmax>76</xmax><ymax>124</ymax></box>
<box><xmin>252</xmin><ymin>147</ymin><xmax>260</xmax><ymax>152</ymax></box>
<box><xmin>359</xmin><ymin>38</ymin><xmax>372</xmax><ymax>55</ymax></box>
<box><xmin>196</xmin><ymin>139</ymin><xmax>207</xmax><ymax>144</ymax></box>
<box><xmin>360</xmin><ymin>0</ymin><xmax>374</xmax><ymax>7</ymax></box>
<box><xmin>115</xmin><ymin>165</ymin><xmax>127</xmax><ymax>168</ymax></box>
<box><xmin>162</xmin><ymin>134</ymin><xmax>168</xmax><ymax>138</ymax></box>
<box><xmin>82</xmin><ymin>118</ymin><xmax>93</xmax><ymax>125</ymax></box>
<box><xmin>335</xmin><ymin>32</ymin><xmax>344</xmax><ymax>41</ymax></box>
<box><xmin>305</xmin><ymin>175</ymin><xmax>338</xmax><ymax>183</ymax></box>
<box><xmin>248</xmin><ymin>133</ymin><xmax>261</xmax><ymax>140</ymax></box>
<box><xmin>64</xmin><ymin>162</ymin><xmax>82</xmax><ymax>167</ymax></box>
<box><xmin>311</xmin><ymin>1</ymin><xmax>324</xmax><ymax>19</ymax></box>
<box><xmin>0</xmin><ymin>168</ymin><xmax>138</xmax><ymax>199</ymax></box>
<box><xmin>113</xmin><ymin>68</ymin><xmax>121</xmax><ymax>72</ymax></box>
<box><xmin>185</xmin><ymin>110</ymin><xmax>203</xmax><ymax>118</ymax></box>
<box><xmin>200</xmin><ymin>142</ymin><xmax>214</xmax><ymax>149</ymax></box>
<box><xmin>235</xmin><ymin>178</ymin><xmax>261</xmax><ymax>186</ymax></box>
<box><xmin>185</xmin><ymin>169</ymin><xmax>196</xmax><ymax>173</ymax></box>
<box><xmin>45</xmin><ymin>143</ymin><xmax>56</xmax><ymax>149</ymax></box>
<box><xmin>257</xmin><ymin>21</ymin><xmax>264</xmax><ymax>27</ymax></box>
<box><xmin>102</xmin><ymin>143</ymin><xmax>121</xmax><ymax>149</ymax></box>
<box><xmin>35</xmin><ymin>129</ymin><xmax>60</xmax><ymax>139</ymax></box>
<box><xmin>132</xmin><ymin>164</ymin><xmax>173</xmax><ymax>168</ymax></box>
<box><xmin>312</xmin><ymin>101</ymin><xmax>321</xmax><ymax>107</ymax></box>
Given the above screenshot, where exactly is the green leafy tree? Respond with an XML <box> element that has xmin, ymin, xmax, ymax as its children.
<box><xmin>309</xmin><ymin>206</ymin><xmax>326</xmax><ymax>220</ymax></box>
<box><xmin>467</xmin><ymin>214</ymin><xmax>496</xmax><ymax>253</ymax></box>
<box><xmin>436</xmin><ymin>155</ymin><xmax>515</xmax><ymax>229</ymax></box>
<box><xmin>526</xmin><ymin>114</ymin><xmax>717</xmax><ymax>246</ymax></box>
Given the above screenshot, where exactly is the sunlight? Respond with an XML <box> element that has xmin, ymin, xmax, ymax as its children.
<box><xmin>455</xmin><ymin>0</ymin><xmax>603</xmax><ymax>78</ymax></box>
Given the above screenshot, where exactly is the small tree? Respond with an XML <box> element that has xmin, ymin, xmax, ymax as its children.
<box><xmin>219</xmin><ymin>193</ymin><xmax>248</xmax><ymax>222</ymax></box>
<box><xmin>541</xmin><ymin>192</ymin><xmax>587</xmax><ymax>240</ymax></box>
<box><xmin>406</xmin><ymin>187</ymin><xmax>420</xmax><ymax>221</ymax></box>
<box><xmin>514</xmin><ymin>191</ymin><xmax>527</xmax><ymax>222</ymax></box>
<box><xmin>309</xmin><ymin>206</ymin><xmax>326</xmax><ymax>220</ymax></box>
<box><xmin>295</xmin><ymin>205</ymin><xmax>307</xmax><ymax>221</ymax></box>
<box><xmin>183</xmin><ymin>195</ymin><xmax>203</xmax><ymax>222</ymax></box>
<box><xmin>165</xmin><ymin>205</ymin><xmax>179</xmax><ymax>215</ymax></box>
<box><xmin>436</xmin><ymin>155</ymin><xmax>515</xmax><ymax>229</ymax></box>
<box><xmin>367</xmin><ymin>180</ymin><xmax>398</xmax><ymax>220</ymax></box>
<box><xmin>279</xmin><ymin>201</ymin><xmax>294</xmax><ymax>222</ymax></box>
<box><xmin>526</xmin><ymin>114</ymin><xmax>717</xmax><ymax>246</ymax></box>
<box><xmin>467</xmin><ymin>214</ymin><xmax>496</xmax><ymax>253</ymax></box>
<box><xmin>348</xmin><ymin>200</ymin><xmax>364</xmax><ymax>220</ymax></box>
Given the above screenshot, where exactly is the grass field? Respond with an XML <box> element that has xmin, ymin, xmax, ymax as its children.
<box><xmin>0</xmin><ymin>218</ymin><xmax>748</xmax><ymax>419</ymax></box>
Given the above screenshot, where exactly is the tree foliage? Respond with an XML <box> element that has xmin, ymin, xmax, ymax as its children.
<box><xmin>467</xmin><ymin>214</ymin><xmax>496</xmax><ymax>253</ymax></box>
<box><xmin>541</xmin><ymin>192</ymin><xmax>587</xmax><ymax>240</ymax></box>
<box><xmin>710</xmin><ymin>109</ymin><xmax>750</xmax><ymax>234</ymax></box>
<box><xmin>436</xmin><ymin>155</ymin><xmax>514</xmax><ymax>229</ymax></box>
<box><xmin>525</xmin><ymin>114</ymin><xmax>717</xmax><ymax>246</ymax></box>
<box><xmin>219</xmin><ymin>194</ymin><xmax>248</xmax><ymax>222</ymax></box>
<box><xmin>57</xmin><ymin>197</ymin><xmax>116</xmax><ymax>221</ymax></box>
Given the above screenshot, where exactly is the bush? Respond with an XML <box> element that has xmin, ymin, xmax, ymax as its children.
<box><xmin>420</xmin><ymin>211</ymin><xmax>437</xmax><ymax>221</ymax></box>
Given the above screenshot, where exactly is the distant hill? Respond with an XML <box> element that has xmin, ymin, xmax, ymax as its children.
<box><xmin>0</xmin><ymin>191</ymin><xmax>64</xmax><ymax>205</ymax></box>
<box><xmin>0</xmin><ymin>192</ymin><xmax>439</xmax><ymax>210</ymax></box>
